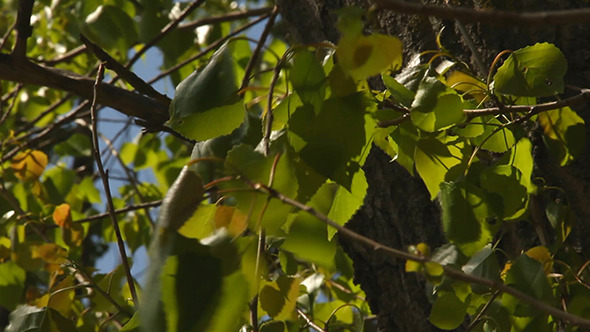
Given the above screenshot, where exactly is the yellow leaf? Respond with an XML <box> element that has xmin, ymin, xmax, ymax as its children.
<box><xmin>48</xmin><ymin>275</ymin><xmax>75</xmax><ymax>316</ymax></box>
<box><xmin>11</xmin><ymin>150</ymin><xmax>48</xmax><ymax>181</ymax></box>
<box><xmin>446</xmin><ymin>71</ymin><xmax>487</xmax><ymax>102</ymax></box>
<box><xmin>337</xmin><ymin>34</ymin><xmax>402</xmax><ymax>80</ymax></box>
<box><xmin>525</xmin><ymin>246</ymin><xmax>553</xmax><ymax>275</ymax></box>
<box><xmin>53</xmin><ymin>204</ymin><xmax>72</xmax><ymax>228</ymax></box>
<box><xmin>215</xmin><ymin>206</ymin><xmax>248</xmax><ymax>236</ymax></box>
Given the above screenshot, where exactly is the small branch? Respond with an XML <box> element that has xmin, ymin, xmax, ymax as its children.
<box><xmin>377</xmin><ymin>113</ymin><xmax>410</xmax><ymax>128</ymax></box>
<box><xmin>0</xmin><ymin>22</ymin><xmax>15</xmax><ymax>52</ymax></box>
<box><xmin>70</xmin><ymin>200</ymin><xmax>162</xmax><ymax>224</ymax></box>
<box><xmin>147</xmin><ymin>13</ymin><xmax>271</xmax><ymax>86</ymax></box>
<box><xmin>239</xmin><ymin>6</ymin><xmax>279</xmax><ymax>92</ymax></box>
<box><xmin>179</xmin><ymin>7</ymin><xmax>273</xmax><ymax>30</ymax></box>
<box><xmin>262</xmin><ymin>63</ymin><xmax>282</xmax><ymax>156</ymax></box>
<box><xmin>464</xmin><ymin>89</ymin><xmax>590</xmax><ymax>117</ymax></box>
<box><xmin>373</xmin><ymin>0</ymin><xmax>590</xmax><ymax>26</ymax></box>
<box><xmin>89</xmin><ymin>63</ymin><xmax>138</xmax><ymax>306</ymax></box>
<box><xmin>125</xmin><ymin>0</ymin><xmax>206</xmax><ymax>68</ymax></box>
<box><xmin>12</xmin><ymin>0</ymin><xmax>34</xmax><ymax>58</ymax></box>
<box><xmin>34</xmin><ymin>45</ymin><xmax>87</xmax><ymax>66</ymax></box>
<box><xmin>80</xmin><ymin>34</ymin><xmax>170</xmax><ymax>104</ymax></box>
<box><xmin>250</xmin><ymin>182</ymin><xmax>590</xmax><ymax>329</ymax></box>
<box><xmin>465</xmin><ymin>290</ymin><xmax>500</xmax><ymax>332</ymax></box>
<box><xmin>378</xmin><ymin>89</ymin><xmax>590</xmax><ymax>128</ymax></box>
<box><xmin>297</xmin><ymin>308</ymin><xmax>327</xmax><ymax>332</ymax></box>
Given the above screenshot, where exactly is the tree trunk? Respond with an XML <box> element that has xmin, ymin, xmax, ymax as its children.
<box><xmin>277</xmin><ymin>0</ymin><xmax>590</xmax><ymax>330</ymax></box>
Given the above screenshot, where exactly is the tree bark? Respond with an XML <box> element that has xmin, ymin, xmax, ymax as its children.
<box><xmin>277</xmin><ymin>0</ymin><xmax>590</xmax><ymax>331</ymax></box>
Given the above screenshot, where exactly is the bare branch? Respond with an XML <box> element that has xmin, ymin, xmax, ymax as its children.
<box><xmin>179</xmin><ymin>7</ymin><xmax>273</xmax><ymax>30</ymax></box>
<box><xmin>373</xmin><ymin>0</ymin><xmax>590</xmax><ymax>26</ymax></box>
<box><xmin>0</xmin><ymin>54</ymin><xmax>169</xmax><ymax>124</ymax></box>
<box><xmin>13</xmin><ymin>0</ymin><xmax>34</xmax><ymax>58</ymax></box>
<box><xmin>89</xmin><ymin>63</ymin><xmax>138</xmax><ymax>307</ymax></box>
<box><xmin>240</xmin><ymin>6</ymin><xmax>279</xmax><ymax>92</ymax></box>
<box><xmin>81</xmin><ymin>34</ymin><xmax>170</xmax><ymax>104</ymax></box>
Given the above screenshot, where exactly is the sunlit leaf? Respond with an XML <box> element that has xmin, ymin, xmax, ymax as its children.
<box><xmin>411</xmin><ymin>75</ymin><xmax>467</xmax><ymax>132</ymax></box>
<box><xmin>446</xmin><ymin>70</ymin><xmax>487</xmax><ymax>102</ymax></box>
<box><xmin>291</xmin><ymin>50</ymin><xmax>327</xmax><ymax>109</ymax></box>
<box><xmin>52</xmin><ymin>204</ymin><xmax>72</xmax><ymax>228</ymax></box>
<box><xmin>168</xmin><ymin>41</ymin><xmax>246</xmax><ymax>141</ymax></box>
<box><xmin>327</xmin><ymin>169</ymin><xmax>367</xmax><ymax>240</ymax></box>
<box><xmin>11</xmin><ymin>150</ymin><xmax>48</xmax><ymax>181</ymax></box>
<box><xmin>337</xmin><ymin>34</ymin><xmax>402</xmax><ymax>81</ymax></box>
<box><xmin>381</xmin><ymin>74</ymin><xmax>415</xmax><ymax>107</ymax></box>
<box><xmin>414</xmin><ymin>138</ymin><xmax>464</xmax><ymax>199</ymax></box>
<box><xmin>469</xmin><ymin>116</ymin><xmax>516</xmax><ymax>153</ymax></box>
<box><xmin>493</xmin><ymin>43</ymin><xmax>567</xmax><ymax>97</ymax></box>
<box><xmin>538</xmin><ymin>106</ymin><xmax>585</xmax><ymax>166</ymax></box>
<box><xmin>260</xmin><ymin>276</ymin><xmax>300</xmax><ymax>321</ymax></box>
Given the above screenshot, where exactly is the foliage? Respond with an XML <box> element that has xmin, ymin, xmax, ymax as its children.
<box><xmin>1</xmin><ymin>1</ymin><xmax>589</xmax><ymax>331</ymax></box>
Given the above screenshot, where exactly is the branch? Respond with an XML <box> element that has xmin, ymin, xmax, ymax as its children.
<box><xmin>178</xmin><ymin>7</ymin><xmax>273</xmax><ymax>30</ymax></box>
<box><xmin>0</xmin><ymin>54</ymin><xmax>169</xmax><ymax>124</ymax></box>
<box><xmin>373</xmin><ymin>0</ymin><xmax>590</xmax><ymax>26</ymax></box>
<box><xmin>89</xmin><ymin>63</ymin><xmax>138</xmax><ymax>307</ymax></box>
<box><xmin>70</xmin><ymin>200</ymin><xmax>162</xmax><ymax>224</ymax></box>
<box><xmin>463</xmin><ymin>89</ymin><xmax>590</xmax><ymax>117</ymax></box>
<box><xmin>13</xmin><ymin>0</ymin><xmax>34</xmax><ymax>58</ymax></box>
<box><xmin>80</xmin><ymin>35</ymin><xmax>170</xmax><ymax>104</ymax></box>
<box><xmin>251</xmin><ymin>182</ymin><xmax>590</xmax><ymax>329</ymax></box>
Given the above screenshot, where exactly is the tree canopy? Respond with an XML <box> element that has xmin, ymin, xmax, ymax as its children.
<box><xmin>1</xmin><ymin>0</ymin><xmax>590</xmax><ymax>331</ymax></box>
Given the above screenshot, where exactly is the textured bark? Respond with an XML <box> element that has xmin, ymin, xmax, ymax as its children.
<box><xmin>277</xmin><ymin>0</ymin><xmax>590</xmax><ymax>331</ymax></box>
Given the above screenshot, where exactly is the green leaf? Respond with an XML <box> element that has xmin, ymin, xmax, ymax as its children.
<box><xmin>504</xmin><ymin>254</ymin><xmax>554</xmax><ymax>310</ymax></box>
<box><xmin>177</xmin><ymin>204</ymin><xmax>217</xmax><ymax>240</ymax></box>
<box><xmin>6</xmin><ymin>305</ymin><xmax>78</xmax><ymax>332</ymax></box>
<box><xmin>390</xmin><ymin>121</ymin><xmax>420</xmax><ymax>175</ymax></box>
<box><xmin>337</xmin><ymin>34</ymin><xmax>402</xmax><ymax>81</ymax></box>
<box><xmin>414</xmin><ymin>138</ymin><xmax>464</xmax><ymax>199</ymax></box>
<box><xmin>53</xmin><ymin>133</ymin><xmax>92</xmax><ymax>158</ymax></box>
<box><xmin>480</xmin><ymin>165</ymin><xmax>527</xmax><ymax>219</ymax></box>
<box><xmin>501</xmin><ymin>138</ymin><xmax>535</xmax><ymax>194</ymax></box>
<box><xmin>83</xmin><ymin>5</ymin><xmax>138</xmax><ymax>56</ymax></box>
<box><xmin>429</xmin><ymin>293</ymin><xmax>468</xmax><ymax>330</ymax></box>
<box><xmin>259</xmin><ymin>276</ymin><xmax>300</xmax><ymax>320</ymax></box>
<box><xmin>168</xmin><ymin>42</ymin><xmax>246</xmax><ymax>141</ymax></box>
<box><xmin>440</xmin><ymin>179</ymin><xmax>493</xmax><ymax>256</ymax></box>
<box><xmin>461</xmin><ymin>245</ymin><xmax>501</xmax><ymax>293</ymax></box>
<box><xmin>326</xmin><ymin>169</ymin><xmax>368</xmax><ymax>240</ymax></box>
<box><xmin>224</xmin><ymin>144</ymin><xmax>298</xmax><ymax>235</ymax></box>
<box><xmin>381</xmin><ymin>74</ymin><xmax>415</xmax><ymax>107</ymax></box>
<box><xmin>157</xmin><ymin>167</ymin><xmax>204</xmax><ymax>233</ymax></box>
<box><xmin>0</xmin><ymin>262</ymin><xmax>25</xmax><ymax>311</ymax></box>
<box><xmin>290</xmin><ymin>50</ymin><xmax>327</xmax><ymax>109</ymax></box>
<box><xmin>120</xmin><ymin>313</ymin><xmax>141</xmax><ymax>332</ymax></box>
<box><xmin>493</xmin><ymin>43</ymin><xmax>567</xmax><ymax>97</ymax></box>
<box><xmin>538</xmin><ymin>106</ymin><xmax>585</xmax><ymax>166</ymax></box>
<box><xmin>470</xmin><ymin>116</ymin><xmax>516</xmax><ymax>153</ymax></box>
<box><xmin>289</xmin><ymin>94</ymin><xmax>366</xmax><ymax>189</ymax></box>
<box><xmin>282</xmin><ymin>183</ymin><xmax>337</xmax><ymax>269</ymax></box>
<box><xmin>411</xmin><ymin>75</ymin><xmax>467</xmax><ymax>132</ymax></box>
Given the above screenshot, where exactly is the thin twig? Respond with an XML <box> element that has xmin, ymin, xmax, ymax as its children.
<box><xmin>262</xmin><ymin>63</ymin><xmax>282</xmax><ymax>155</ymax></box>
<box><xmin>147</xmin><ymin>13</ymin><xmax>271</xmax><ymax>85</ymax></box>
<box><xmin>297</xmin><ymin>308</ymin><xmax>327</xmax><ymax>332</ymax></box>
<box><xmin>373</xmin><ymin>0</ymin><xmax>590</xmax><ymax>26</ymax></box>
<box><xmin>71</xmin><ymin>200</ymin><xmax>162</xmax><ymax>224</ymax></box>
<box><xmin>89</xmin><ymin>63</ymin><xmax>138</xmax><ymax>306</ymax></box>
<box><xmin>465</xmin><ymin>290</ymin><xmax>501</xmax><ymax>332</ymax></box>
<box><xmin>125</xmin><ymin>0</ymin><xmax>206</xmax><ymax>68</ymax></box>
<box><xmin>239</xmin><ymin>6</ymin><xmax>279</xmax><ymax>92</ymax></box>
<box><xmin>0</xmin><ymin>22</ymin><xmax>15</xmax><ymax>51</ymax></box>
<box><xmin>179</xmin><ymin>7</ymin><xmax>273</xmax><ymax>30</ymax></box>
<box><xmin>250</xmin><ymin>181</ymin><xmax>590</xmax><ymax>329</ymax></box>
<box><xmin>35</xmin><ymin>45</ymin><xmax>87</xmax><ymax>66</ymax></box>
